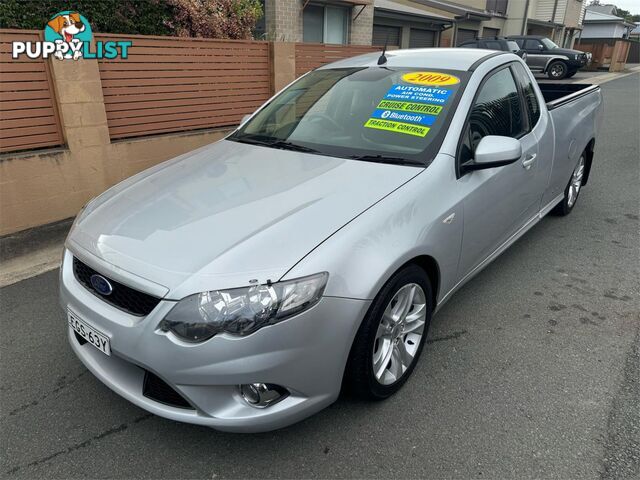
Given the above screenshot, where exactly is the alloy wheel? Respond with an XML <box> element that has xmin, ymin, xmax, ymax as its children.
<box><xmin>567</xmin><ymin>156</ymin><xmax>585</xmax><ymax>207</ymax></box>
<box><xmin>372</xmin><ymin>283</ymin><xmax>427</xmax><ymax>385</ymax></box>
<box><xmin>550</xmin><ymin>63</ymin><xmax>566</xmax><ymax>78</ymax></box>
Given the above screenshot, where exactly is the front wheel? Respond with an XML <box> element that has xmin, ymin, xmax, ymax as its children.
<box><xmin>344</xmin><ymin>265</ymin><xmax>432</xmax><ymax>399</ymax></box>
<box><xmin>551</xmin><ymin>155</ymin><xmax>586</xmax><ymax>216</ymax></box>
<box><xmin>547</xmin><ymin>61</ymin><xmax>568</xmax><ymax>79</ymax></box>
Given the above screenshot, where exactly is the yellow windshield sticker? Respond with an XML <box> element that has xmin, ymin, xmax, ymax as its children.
<box><xmin>364</xmin><ymin>119</ymin><xmax>430</xmax><ymax>137</ymax></box>
<box><xmin>376</xmin><ymin>100</ymin><xmax>443</xmax><ymax>115</ymax></box>
<box><xmin>401</xmin><ymin>71</ymin><xmax>460</xmax><ymax>86</ymax></box>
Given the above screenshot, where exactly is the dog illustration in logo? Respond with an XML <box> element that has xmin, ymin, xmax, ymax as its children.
<box><xmin>47</xmin><ymin>12</ymin><xmax>85</xmax><ymax>60</ymax></box>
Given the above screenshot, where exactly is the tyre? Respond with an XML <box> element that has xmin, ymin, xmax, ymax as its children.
<box><xmin>566</xmin><ymin>69</ymin><xmax>578</xmax><ymax>78</ymax></box>
<box><xmin>345</xmin><ymin>264</ymin><xmax>432</xmax><ymax>399</ymax></box>
<box><xmin>551</xmin><ymin>154</ymin><xmax>586</xmax><ymax>216</ymax></box>
<box><xmin>547</xmin><ymin>60</ymin><xmax>568</xmax><ymax>80</ymax></box>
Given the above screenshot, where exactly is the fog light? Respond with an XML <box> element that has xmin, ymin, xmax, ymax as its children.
<box><xmin>239</xmin><ymin>383</ymin><xmax>288</xmax><ymax>408</ymax></box>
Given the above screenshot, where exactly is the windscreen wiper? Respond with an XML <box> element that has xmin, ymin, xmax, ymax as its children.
<box><xmin>231</xmin><ymin>135</ymin><xmax>321</xmax><ymax>154</ymax></box>
<box><xmin>348</xmin><ymin>154</ymin><xmax>424</xmax><ymax>167</ymax></box>
<box><xmin>267</xmin><ymin>140</ymin><xmax>321</xmax><ymax>154</ymax></box>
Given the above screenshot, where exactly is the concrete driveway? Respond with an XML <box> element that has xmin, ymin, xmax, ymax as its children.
<box><xmin>1</xmin><ymin>72</ymin><xmax>638</xmax><ymax>480</ymax></box>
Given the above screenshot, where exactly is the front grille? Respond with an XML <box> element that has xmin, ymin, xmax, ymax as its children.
<box><xmin>72</xmin><ymin>257</ymin><xmax>161</xmax><ymax>316</ymax></box>
<box><xmin>143</xmin><ymin>371</ymin><xmax>193</xmax><ymax>410</ymax></box>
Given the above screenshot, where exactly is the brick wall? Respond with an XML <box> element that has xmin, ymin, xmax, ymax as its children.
<box><xmin>266</xmin><ymin>0</ymin><xmax>303</xmax><ymax>41</ymax></box>
<box><xmin>350</xmin><ymin>5</ymin><xmax>374</xmax><ymax>45</ymax></box>
<box><xmin>266</xmin><ymin>0</ymin><xmax>374</xmax><ymax>45</ymax></box>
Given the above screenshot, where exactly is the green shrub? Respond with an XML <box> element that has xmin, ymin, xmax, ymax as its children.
<box><xmin>0</xmin><ymin>0</ymin><xmax>262</xmax><ymax>38</ymax></box>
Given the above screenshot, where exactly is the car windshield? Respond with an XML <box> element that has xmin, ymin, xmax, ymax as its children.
<box><xmin>228</xmin><ymin>67</ymin><xmax>469</xmax><ymax>166</ymax></box>
<box><xmin>541</xmin><ymin>38</ymin><xmax>559</xmax><ymax>49</ymax></box>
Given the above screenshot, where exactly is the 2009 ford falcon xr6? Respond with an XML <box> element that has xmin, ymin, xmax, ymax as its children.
<box><xmin>61</xmin><ymin>48</ymin><xmax>602</xmax><ymax>432</ymax></box>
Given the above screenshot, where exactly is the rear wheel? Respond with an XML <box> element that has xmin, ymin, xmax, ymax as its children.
<box><xmin>551</xmin><ymin>154</ymin><xmax>586</xmax><ymax>216</ymax></box>
<box><xmin>547</xmin><ymin>61</ymin><xmax>568</xmax><ymax>79</ymax></box>
<box><xmin>345</xmin><ymin>265</ymin><xmax>432</xmax><ymax>399</ymax></box>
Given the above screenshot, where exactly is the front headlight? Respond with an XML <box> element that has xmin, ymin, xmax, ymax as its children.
<box><xmin>159</xmin><ymin>272</ymin><xmax>329</xmax><ymax>342</ymax></box>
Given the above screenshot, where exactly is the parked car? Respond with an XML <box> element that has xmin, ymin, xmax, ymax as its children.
<box><xmin>507</xmin><ymin>35</ymin><xmax>589</xmax><ymax>79</ymax></box>
<box><xmin>61</xmin><ymin>48</ymin><xmax>602</xmax><ymax>432</ymax></box>
<box><xmin>459</xmin><ymin>36</ymin><xmax>527</xmax><ymax>61</ymax></box>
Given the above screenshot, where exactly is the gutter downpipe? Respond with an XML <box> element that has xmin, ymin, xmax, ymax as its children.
<box><xmin>550</xmin><ymin>0</ymin><xmax>560</xmax><ymax>42</ymax></box>
<box><xmin>521</xmin><ymin>0</ymin><xmax>530</xmax><ymax>35</ymax></box>
<box><xmin>439</xmin><ymin>22</ymin><xmax>454</xmax><ymax>47</ymax></box>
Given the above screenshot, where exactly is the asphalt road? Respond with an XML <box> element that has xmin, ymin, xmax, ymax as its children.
<box><xmin>2</xmin><ymin>73</ymin><xmax>639</xmax><ymax>480</ymax></box>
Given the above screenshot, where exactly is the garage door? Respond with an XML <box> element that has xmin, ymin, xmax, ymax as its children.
<box><xmin>483</xmin><ymin>27</ymin><xmax>500</xmax><ymax>38</ymax></box>
<box><xmin>372</xmin><ymin>25</ymin><xmax>401</xmax><ymax>47</ymax></box>
<box><xmin>409</xmin><ymin>28</ymin><xmax>436</xmax><ymax>48</ymax></box>
<box><xmin>456</xmin><ymin>28</ymin><xmax>477</xmax><ymax>46</ymax></box>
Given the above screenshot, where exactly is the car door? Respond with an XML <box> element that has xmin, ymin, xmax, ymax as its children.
<box><xmin>456</xmin><ymin>64</ymin><xmax>539</xmax><ymax>278</ymax></box>
<box><xmin>523</xmin><ymin>39</ymin><xmax>547</xmax><ymax>71</ymax></box>
<box><xmin>511</xmin><ymin>62</ymin><xmax>550</xmax><ymax>210</ymax></box>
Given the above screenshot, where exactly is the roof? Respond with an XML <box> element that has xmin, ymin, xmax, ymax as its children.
<box><xmin>586</xmin><ymin>4</ymin><xmax>617</xmax><ymax>15</ymax></box>
<box><xmin>374</xmin><ymin>0</ymin><xmax>452</xmax><ymax>22</ymax></box>
<box><xmin>584</xmin><ymin>10</ymin><xmax>636</xmax><ymax>27</ymax></box>
<box><xmin>631</xmin><ymin>23</ymin><xmax>640</xmax><ymax>35</ymax></box>
<box><xmin>410</xmin><ymin>0</ymin><xmax>492</xmax><ymax>20</ymax></box>
<box><xmin>318</xmin><ymin>47</ymin><xmax>505</xmax><ymax>71</ymax></box>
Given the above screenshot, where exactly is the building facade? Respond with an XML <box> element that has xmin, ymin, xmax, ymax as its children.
<box><xmin>260</xmin><ymin>0</ymin><xmax>587</xmax><ymax>48</ymax></box>
<box><xmin>582</xmin><ymin>8</ymin><xmax>636</xmax><ymax>39</ymax></box>
<box><xmin>372</xmin><ymin>0</ymin><xmax>453</xmax><ymax>48</ymax></box>
<box><xmin>263</xmin><ymin>0</ymin><xmax>374</xmax><ymax>44</ymax></box>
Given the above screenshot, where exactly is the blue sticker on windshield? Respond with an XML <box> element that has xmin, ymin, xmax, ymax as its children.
<box><xmin>369</xmin><ymin>109</ymin><xmax>437</xmax><ymax>127</ymax></box>
<box><xmin>383</xmin><ymin>84</ymin><xmax>452</xmax><ymax>105</ymax></box>
<box><xmin>364</xmin><ymin>83</ymin><xmax>453</xmax><ymax>137</ymax></box>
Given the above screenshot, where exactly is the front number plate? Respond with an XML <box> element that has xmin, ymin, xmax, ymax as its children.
<box><xmin>68</xmin><ymin>309</ymin><xmax>111</xmax><ymax>356</ymax></box>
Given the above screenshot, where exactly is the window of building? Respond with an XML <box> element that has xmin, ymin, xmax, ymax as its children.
<box><xmin>303</xmin><ymin>4</ymin><xmax>350</xmax><ymax>44</ymax></box>
<box><xmin>485</xmin><ymin>0</ymin><xmax>508</xmax><ymax>15</ymax></box>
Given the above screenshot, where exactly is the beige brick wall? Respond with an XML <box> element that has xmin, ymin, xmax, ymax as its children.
<box><xmin>265</xmin><ymin>0</ymin><xmax>373</xmax><ymax>45</ymax></box>
<box><xmin>266</xmin><ymin>0</ymin><xmax>303</xmax><ymax>41</ymax></box>
<box><xmin>350</xmin><ymin>5</ymin><xmax>374</xmax><ymax>45</ymax></box>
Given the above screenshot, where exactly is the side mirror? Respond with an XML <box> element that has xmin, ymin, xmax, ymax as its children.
<box><xmin>461</xmin><ymin>135</ymin><xmax>522</xmax><ymax>174</ymax></box>
<box><xmin>538</xmin><ymin>44</ymin><xmax>544</xmax><ymax>51</ymax></box>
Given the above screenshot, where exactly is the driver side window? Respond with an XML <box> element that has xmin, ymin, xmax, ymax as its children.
<box><xmin>524</xmin><ymin>39</ymin><xmax>541</xmax><ymax>51</ymax></box>
<box><xmin>460</xmin><ymin>67</ymin><xmax>525</xmax><ymax>164</ymax></box>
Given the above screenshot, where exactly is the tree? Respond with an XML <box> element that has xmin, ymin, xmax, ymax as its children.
<box><xmin>614</xmin><ymin>8</ymin><xmax>640</xmax><ymax>23</ymax></box>
<box><xmin>166</xmin><ymin>0</ymin><xmax>263</xmax><ymax>39</ymax></box>
<box><xmin>0</xmin><ymin>0</ymin><xmax>264</xmax><ymax>39</ymax></box>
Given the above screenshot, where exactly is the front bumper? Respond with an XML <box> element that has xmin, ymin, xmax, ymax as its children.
<box><xmin>60</xmin><ymin>249</ymin><xmax>370</xmax><ymax>432</ymax></box>
<box><xmin>569</xmin><ymin>56</ymin><xmax>588</xmax><ymax>69</ymax></box>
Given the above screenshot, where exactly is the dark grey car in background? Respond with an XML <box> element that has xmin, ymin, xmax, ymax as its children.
<box><xmin>507</xmin><ymin>35</ymin><xmax>589</xmax><ymax>79</ymax></box>
<box><xmin>458</xmin><ymin>37</ymin><xmax>527</xmax><ymax>61</ymax></box>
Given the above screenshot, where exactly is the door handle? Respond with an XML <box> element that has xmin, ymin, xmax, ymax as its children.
<box><xmin>522</xmin><ymin>154</ymin><xmax>537</xmax><ymax>170</ymax></box>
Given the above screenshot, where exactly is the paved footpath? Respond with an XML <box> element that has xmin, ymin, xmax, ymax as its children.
<box><xmin>1</xmin><ymin>73</ymin><xmax>638</xmax><ymax>479</ymax></box>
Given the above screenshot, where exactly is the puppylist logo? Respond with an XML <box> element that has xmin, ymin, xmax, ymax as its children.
<box><xmin>12</xmin><ymin>11</ymin><xmax>131</xmax><ymax>61</ymax></box>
